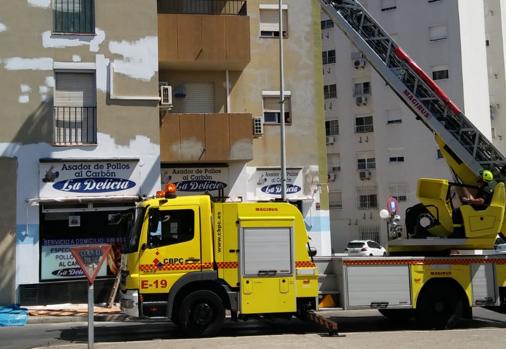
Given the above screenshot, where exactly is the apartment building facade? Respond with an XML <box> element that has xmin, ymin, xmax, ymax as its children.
<box><xmin>158</xmin><ymin>0</ymin><xmax>330</xmax><ymax>255</ymax></box>
<box><xmin>0</xmin><ymin>0</ymin><xmax>161</xmax><ymax>305</ymax></box>
<box><xmin>322</xmin><ymin>0</ymin><xmax>493</xmax><ymax>252</ymax></box>
<box><xmin>0</xmin><ymin>0</ymin><xmax>328</xmax><ymax>305</ymax></box>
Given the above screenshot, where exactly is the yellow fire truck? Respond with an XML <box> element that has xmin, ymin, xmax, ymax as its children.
<box><xmin>121</xmin><ymin>0</ymin><xmax>506</xmax><ymax>336</ymax></box>
<box><xmin>120</xmin><ymin>184</ymin><xmax>320</xmax><ymax>337</ymax></box>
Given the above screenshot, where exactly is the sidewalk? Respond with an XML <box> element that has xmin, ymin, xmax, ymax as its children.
<box><xmin>26</xmin><ymin>304</ymin><xmax>128</xmax><ymax>324</ymax></box>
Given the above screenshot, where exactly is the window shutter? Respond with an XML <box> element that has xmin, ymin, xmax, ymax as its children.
<box><xmin>429</xmin><ymin>25</ymin><xmax>448</xmax><ymax>41</ymax></box>
<box><xmin>259</xmin><ymin>9</ymin><xmax>288</xmax><ymax>33</ymax></box>
<box><xmin>182</xmin><ymin>83</ymin><xmax>215</xmax><ymax>113</ymax></box>
<box><xmin>54</xmin><ymin>72</ymin><xmax>96</xmax><ymax>107</ymax></box>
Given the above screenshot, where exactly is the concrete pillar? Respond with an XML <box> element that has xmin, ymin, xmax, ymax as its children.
<box><xmin>0</xmin><ymin>157</ymin><xmax>17</xmax><ymax>305</ymax></box>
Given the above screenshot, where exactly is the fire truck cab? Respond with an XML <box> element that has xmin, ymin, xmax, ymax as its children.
<box><xmin>120</xmin><ymin>186</ymin><xmax>319</xmax><ymax>337</ymax></box>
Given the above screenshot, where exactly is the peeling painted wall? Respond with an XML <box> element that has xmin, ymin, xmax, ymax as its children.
<box><xmin>0</xmin><ymin>0</ymin><xmax>160</xmax><ymax>146</ymax></box>
<box><xmin>0</xmin><ymin>0</ymin><xmax>162</xmax><ymax>287</ymax></box>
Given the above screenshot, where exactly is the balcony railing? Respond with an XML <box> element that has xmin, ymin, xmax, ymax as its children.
<box><xmin>54</xmin><ymin>106</ymin><xmax>97</xmax><ymax>145</ymax></box>
<box><xmin>158</xmin><ymin>0</ymin><xmax>247</xmax><ymax>15</ymax></box>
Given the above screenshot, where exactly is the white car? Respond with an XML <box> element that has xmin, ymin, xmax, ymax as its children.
<box><xmin>495</xmin><ymin>236</ymin><xmax>506</xmax><ymax>254</ymax></box>
<box><xmin>345</xmin><ymin>240</ymin><xmax>387</xmax><ymax>256</ymax></box>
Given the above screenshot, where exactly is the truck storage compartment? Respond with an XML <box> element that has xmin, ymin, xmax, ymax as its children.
<box><xmin>344</xmin><ymin>262</ymin><xmax>412</xmax><ymax>308</ymax></box>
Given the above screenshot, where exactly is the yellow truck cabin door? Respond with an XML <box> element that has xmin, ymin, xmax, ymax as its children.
<box><xmin>138</xmin><ymin>205</ymin><xmax>201</xmax><ymax>297</ymax></box>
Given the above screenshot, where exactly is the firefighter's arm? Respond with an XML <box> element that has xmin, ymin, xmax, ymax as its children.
<box><xmin>461</xmin><ymin>195</ymin><xmax>485</xmax><ymax>206</ymax></box>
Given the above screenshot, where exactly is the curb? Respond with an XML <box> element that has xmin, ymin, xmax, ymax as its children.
<box><xmin>28</xmin><ymin>313</ymin><xmax>129</xmax><ymax>324</ymax></box>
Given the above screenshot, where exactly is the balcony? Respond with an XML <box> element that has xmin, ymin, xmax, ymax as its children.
<box><xmin>160</xmin><ymin>113</ymin><xmax>253</xmax><ymax>163</ymax></box>
<box><xmin>158</xmin><ymin>0</ymin><xmax>250</xmax><ymax>71</ymax></box>
<box><xmin>53</xmin><ymin>106</ymin><xmax>97</xmax><ymax>145</ymax></box>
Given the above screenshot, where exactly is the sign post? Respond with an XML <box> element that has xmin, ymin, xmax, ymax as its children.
<box><xmin>386</xmin><ymin>196</ymin><xmax>399</xmax><ymax>216</ymax></box>
<box><xmin>383</xmin><ymin>196</ymin><xmax>402</xmax><ymax>240</ymax></box>
<box><xmin>71</xmin><ymin>245</ymin><xmax>111</xmax><ymax>349</ymax></box>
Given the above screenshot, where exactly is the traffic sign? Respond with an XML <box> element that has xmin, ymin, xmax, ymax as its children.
<box><xmin>386</xmin><ymin>196</ymin><xmax>399</xmax><ymax>216</ymax></box>
<box><xmin>71</xmin><ymin>245</ymin><xmax>111</xmax><ymax>284</ymax></box>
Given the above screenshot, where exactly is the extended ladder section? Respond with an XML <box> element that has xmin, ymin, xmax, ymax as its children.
<box><xmin>320</xmin><ymin>0</ymin><xmax>506</xmax><ymax>183</ymax></box>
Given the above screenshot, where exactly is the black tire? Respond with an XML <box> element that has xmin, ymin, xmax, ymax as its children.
<box><xmin>379</xmin><ymin>309</ymin><xmax>415</xmax><ymax>322</ymax></box>
<box><xmin>416</xmin><ymin>283</ymin><xmax>464</xmax><ymax>330</ymax></box>
<box><xmin>178</xmin><ymin>290</ymin><xmax>225</xmax><ymax>337</ymax></box>
<box><xmin>405</xmin><ymin>203</ymin><xmax>433</xmax><ymax>238</ymax></box>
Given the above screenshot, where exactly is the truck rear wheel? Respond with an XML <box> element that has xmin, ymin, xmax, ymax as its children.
<box><xmin>178</xmin><ymin>290</ymin><xmax>225</xmax><ymax>337</ymax></box>
<box><xmin>416</xmin><ymin>283</ymin><xmax>464</xmax><ymax>329</ymax></box>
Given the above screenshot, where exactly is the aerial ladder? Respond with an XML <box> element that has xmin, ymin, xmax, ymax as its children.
<box><xmin>320</xmin><ymin>0</ymin><xmax>506</xmax><ymax>253</ymax></box>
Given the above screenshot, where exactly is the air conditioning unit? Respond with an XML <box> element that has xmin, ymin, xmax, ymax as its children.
<box><xmin>253</xmin><ymin>117</ymin><xmax>263</xmax><ymax>137</ymax></box>
<box><xmin>328</xmin><ymin>173</ymin><xmax>336</xmax><ymax>182</ymax></box>
<box><xmin>159</xmin><ymin>84</ymin><xmax>173</xmax><ymax>106</ymax></box>
<box><xmin>326</xmin><ymin>136</ymin><xmax>335</xmax><ymax>145</ymax></box>
<box><xmin>490</xmin><ymin>104</ymin><xmax>498</xmax><ymax>120</ymax></box>
<box><xmin>353</xmin><ymin>58</ymin><xmax>366</xmax><ymax>69</ymax></box>
<box><xmin>359</xmin><ymin>170</ymin><xmax>371</xmax><ymax>181</ymax></box>
<box><xmin>355</xmin><ymin>96</ymin><xmax>368</xmax><ymax>106</ymax></box>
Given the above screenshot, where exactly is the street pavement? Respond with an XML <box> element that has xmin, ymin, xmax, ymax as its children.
<box><xmin>0</xmin><ymin>307</ymin><xmax>505</xmax><ymax>349</ymax></box>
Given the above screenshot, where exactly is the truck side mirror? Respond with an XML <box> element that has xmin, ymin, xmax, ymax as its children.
<box><xmin>148</xmin><ymin>209</ymin><xmax>160</xmax><ymax>233</ymax></box>
<box><xmin>308</xmin><ymin>245</ymin><xmax>317</xmax><ymax>257</ymax></box>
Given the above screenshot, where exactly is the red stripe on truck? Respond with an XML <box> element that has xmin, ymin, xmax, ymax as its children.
<box><xmin>394</xmin><ymin>46</ymin><xmax>461</xmax><ymax>115</ymax></box>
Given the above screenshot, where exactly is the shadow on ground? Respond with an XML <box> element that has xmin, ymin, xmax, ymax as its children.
<box><xmin>57</xmin><ymin>310</ymin><xmax>506</xmax><ymax>344</ymax></box>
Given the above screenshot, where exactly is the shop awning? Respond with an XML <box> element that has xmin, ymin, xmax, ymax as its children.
<box><xmin>27</xmin><ymin>195</ymin><xmax>141</xmax><ymax>205</ymax></box>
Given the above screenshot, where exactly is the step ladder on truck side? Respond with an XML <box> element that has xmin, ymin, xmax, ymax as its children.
<box><xmin>320</xmin><ymin>0</ymin><xmax>506</xmax><ymax>252</ymax></box>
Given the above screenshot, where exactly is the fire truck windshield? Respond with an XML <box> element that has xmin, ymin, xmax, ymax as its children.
<box><xmin>124</xmin><ymin>206</ymin><xmax>146</xmax><ymax>253</ymax></box>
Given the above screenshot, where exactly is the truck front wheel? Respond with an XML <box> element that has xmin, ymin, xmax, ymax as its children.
<box><xmin>178</xmin><ymin>290</ymin><xmax>225</xmax><ymax>337</ymax></box>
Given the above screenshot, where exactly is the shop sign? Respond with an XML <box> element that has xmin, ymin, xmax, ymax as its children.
<box><xmin>41</xmin><ymin>237</ymin><xmax>122</xmax><ymax>281</ymax></box>
<box><xmin>255</xmin><ymin>169</ymin><xmax>303</xmax><ymax>197</ymax></box>
<box><xmin>40</xmin><ymin>160</ymin><xmax>139</xmax><ymax>197</ymax></box>
<box><xmin>161</xmin><ymin>167</ymin><xmax>228</xmax><ymax>195</ymax></box>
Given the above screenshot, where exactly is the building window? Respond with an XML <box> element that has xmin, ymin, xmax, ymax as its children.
<box><xmin>324</xmin><ymin>84</ymin><xmax>337</xmax><ymax>99</ymax></box>
<box><xmin>53</xmin><ymin>0</ymin><xmax>95</xmax><ymax>34</ymax></box>
<box><xmin>358</xmin><ymin>194</ymin><xmax>378</xmax><ymax>209</ymax></box>
<box><xmin>322</xmin><ymin>50</ymin><xmax>336</xmax><ymax>65</ymax></box>
<box><xmin>381</xmin><ymin>0</ymin><xmax>397</xmax><ymax>11</ymax></box>
<box><xmin>54</xmin><ymin>71</ymin><xmax>97</xmax><ymax>145</ymax></box>
<box><xmin>328</xmin><ymin>154</ymin><xmax>341</xmax><ymax>182</ymax></box>
<box><xmin>386</xmin><ymin>109</ymin><xmax>402</xmax><ymax>124</ymax></box>
<box><xmin>359</xmin><ymin>225</ymin><xmax>380</xmax><ymax>243</ymax></box>
<box><xmin>389</xmin><ymin>156</ymin><xmax>405</xmax><ymax>163</ymax></box>
<box><xmin>329</xmin><ymin>191</ymin><xmax>343</xmax><ymax>209</ymax></box>
<box><xmin>259</xmin><ymin>6</ymin><xmax>288</xmax><ymax>38</ymax></box>
<box><xmin>437</xmin><ymin>149</ymin><xmax>444</xmax><ymax>159</ymax></box>
<box><xmin>355</xmin><ymin>116</ymin><xmax>374</xmax><ymax>133</ymax></box>
<box><xmin>326</xmin><ymin>119</ymin><xmax>339</xmax><ymax>136</ymax></box>
<box><xmin>321</xmin><ymin>19</ymin><xmax>334</xmax><ymax>30</ymax></box>
<box><xmin>428</xmin><ymin>0</ymin><xmax>441</xmax><ymax>3</ymax></box>
<box><xmin>388</xmin><ymin>148</ymin><xmax>405</xmax><ymax>163</ymax></box>
<box><xmin>357</xmin><ymin>157</ymin><xmax>376</xmax><ymax>170</ymax></box>
<box><xmin>429</xmin><ymin>25</ymin><xmax>448</xmax><ymax>41</ymax></box>
<box><xmin>389</xmin><ymin>183</ymin><xmax>408</xmax><ymax>202</ymax></box>
<box><xmin>432</xmin><ymin>67</ymin><xmax>449</xmax><ymax>80</ymax></box>
<box><xmin>263</xmin><ymin>95</ymin><xmax>291</xmax><ymax>124</ymax></box>
<box><xmin>353</xmin><ymin>82</ymin><xmax>371</xmax><ymax>97</ymax></box>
